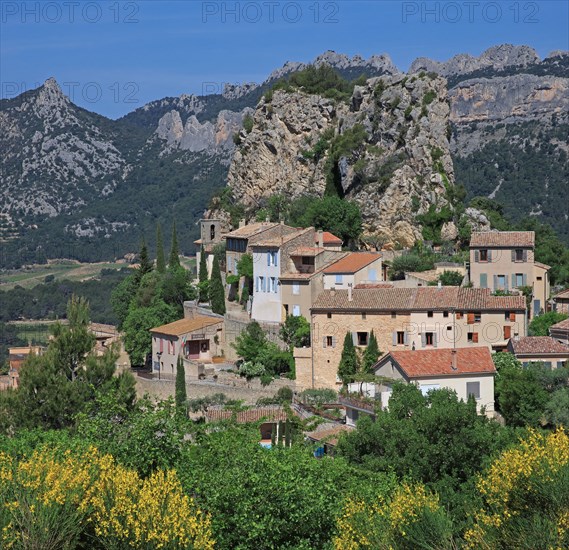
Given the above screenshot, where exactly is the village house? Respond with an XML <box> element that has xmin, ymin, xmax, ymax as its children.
<box><xmin>550</xmin><ymin>318</ymin><xmax>569</xmax><ymax>346</ymax></box>
<box><xmin>469</xmin><ymin>231</ymin><xmax>550</xmax><ymax>318</ymax></box>
<box><xmin>322</xmin><ymin>252</ymin><xmax>383</xmax><ymax>290</ymax></box>
<box><xmin>553</xmin><ymin>289</ymin><xmax>569</xmax><ymax>314</ymax></box>
<box><xmin>88</xmin><ymin>323</ymin><xmax>119</xmax><ymax>356</ymax></box>
<box><xmin>194</xmin><ymin>219</ymin><xmax>224</xmax><ymax>278</ymax></box>
<box><xmin>150</xmin><ymin>316</ymin><xmax>224</xmax><ymax>378</ymax></box>
<box><xmin>250</xmin><ymin>226</ymin><xmax>318</xmax><ymax>323</ymax></box>
<box><xmin>1</xmin><ymin>346</ymin><xmax>45</xmax><ymax>390</ymax></box>
<box><xmin>507</xmin><ymin>336</ymin><xmax>569</xmax><ymax>369</ymax></box>
<box><xmin>395</xmin><ymin>262</ymin><xmax>466</xmax><ymax>288</ymax></box>
<box><xmin>295</xmin><ymin>286</ymin><xmax>526</xmax><ymax>390</ymax></box>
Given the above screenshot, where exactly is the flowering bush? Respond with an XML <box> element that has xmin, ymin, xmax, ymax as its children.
<box><xmin>0</xmin><ymin>446</ymin><xmax>214</xmax><ymax>549</ymax></box>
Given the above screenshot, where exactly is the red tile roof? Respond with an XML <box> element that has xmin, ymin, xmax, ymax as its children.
<box><xmin>305</xmin><ymin>424</ymin><xmax>353</xmax><ymax>446</ymax></box>
<box><xmin>150</xmin><ymin>316</ymin><xmax>222</xmax><ymax>336</ymax></box>
<box><xmin>354</xmin><ymin>283</ymin><xmax>394</xmax><ymax>289</ymax></box>
<box><xmin>554</xmin><ymin>289</ymin><xmax>569</xmax><ymax>300</ymax></box>
<box><xmin>312</xmin><ymin>287</ymin><xmax>526</xmax><ymax>312</ymax></box>
<box><xmin>381</xmin><ymin>347</ymin><xmax>496</xmax><ymax>378</ymax></box>
<box><xmin>223</xmin><ymin>222</ymin><xmax>279</xmax><ymax>239</ymax></box>
<box><xmin>251</xmin><ymin>227</ymin><xmax>311</xmax><ymax>247</ymax></box>
<box><xmin>323</xmin><ymin>253</ymin><xmax>382</xmax><ymax>274</ymax></box>
<box><xmin>315</xmin><ymin>232</ymin><xmax>343</xmax><ymax>245</ymax></box>
<box><xmin>508</xmin><ymin>336</ymin><xmax>569</xmax><ymax>356</ymax></box>
<box><xmin>470</xmin><ymin>231</ymin><xmax>534</xmax><ymax>248</ymax></box>
<box><xmin>550</xmin><ymin>318</ymin><xmax>569</xmax><ymax>334</ymax></box>
<box><xmin>205</xmin><ymin>406</ymin><xmax>292</xmax><ymax>423</ymax></box>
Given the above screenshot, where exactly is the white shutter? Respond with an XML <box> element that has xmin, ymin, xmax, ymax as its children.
<box><xmin>512</xmin><ymin>274</ymin><xmax>516</xmax><ymax>288</ymax></box>
<box><xmin>392</xmin><ymin>332</ymin><xmax>397</xmax><ymax>346</ymax></box>
<box><xmin>332</xmin><ymin>337</ymin><xmax>336</xmax><ymax>348</ymax></box>
<box><xmin>511</xmin><ymin>250</ymin><xmax>515</xmax><ymax>262</ymax></box>
<box><xmin>433</xmin><ymin>333</ymin><xmax>438</xmax><ymax>348</ymax></box>
<box><xmin>352</xmin><ymin>332</ymin><xmax>358</xmax><ymax>346</ymax></box>
<box><xmin>523</xmin><ymin>274</ymin><xmax>527</xmax><ymax>286</ymax></box>
<box><xmin>322</xmin><ymin>337</ymin><xmax>327</xmax><ymax>348</ymax></box>
<box><xmin>421</xmin><ymin>333</ymin><xmax>426</xmax><ymax>348</ymax></box>
<box><xmin>404</xmin><ymin>332</ymin><xmax>409</xmax><ymax>345</ymax></box>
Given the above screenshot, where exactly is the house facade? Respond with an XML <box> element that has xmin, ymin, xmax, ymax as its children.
<box><xmin>294</xmin><ymin>287</ymin><xmax>526</xmax><ymax>390</ymax></box>
<box><xmin>507</xmin><ymin>336</ymin><xmax>569</xmax><ymax>369</ymax></box>
<box><xmin>372</xmin><ymin>347</ymin><xmax>496</xmax><ymax>415</ymax></box>
<box><xmin>322</xmin><ymin>253</ymin><xmax>383</xmax><ymax>290</ymax></box>
<box><xmin>550</xmin><ymin>318</ymin><xmax>569</xmax><ymax>346</ymax></box>
<box><xmin>553</xmin><ymin>289</ymin><xmax>569</xmax><ymax>314</ymax></box>
<box><xmin>250</xmin><ymin>227</ymin><xmax>316</xmax><ymax>323</ymax></box>
<box><xmin>469</xmin><ymin>231</ymin><xmax>549</xmax><ymax>317</ymax></box>
<box><xmin>151</xmin><ymin>316</ymin><xmax>224</xmax><ymax>377</ymax></box>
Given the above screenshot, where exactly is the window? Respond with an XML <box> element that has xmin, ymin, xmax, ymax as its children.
<box><xmin>497</xmin><ymin>275</ymin><xmax>506</xmax><ymax>290</ymax></box>
<box><xmin>391</xmin><ymin>311</ymin><xmax>396</xmax><ymax>319</ymax></box>
<box><xmin>479</xmin><ymin>249</ymin><xmax>488</xmax><ymax>262</ymax></box>
<box><xmin>443</xmin><ymin>311</ymin><xmax>449</xmax><ymax>318</ymax></box>
<box><xmin>515</xmin><ymin>249</ymin><xmax>524</xmax><ymax>262</ymax></box>
<box><xmin>267</xmin><ymin>251</ymin><xmax>278</xmax><ymax>267</ymax></box>
<box><xmin>368</xmin><ymin>268</ymin><xmax>377</xmax><ymax>282</ymax></box>
<box><xmin>474</xmin><ymin>312</ymin><xmax>481</xmax><ymax>323</ymax></box>
<box><xmin>425</xmin><ymin>332</ymin><xmax>434</xmax><ymax>346</ymax></box>
<box><xmin>396</xmin><ymin>331</ymin><xmax>405</xmax><ymax>345</ymax></box>
<box><xmin>270</xmin><ymin>277</ymin><xmax>277</xmax><ymax>293</ymax></box>
<box><xmin>466</xmin><ymin>381</ymin><xmax>480</xmax><ymax>399</ymax></box>
<box><xmin>292</xmin><ymin>282</ymin><xmax>300</xmax><ymax>295</ymax></box>
<box><xmin>361</xmin><ymin>312</ymin><xmax>366</xmax><ymax>320</ymax></box>
<box><xmin>427</xmin><ymin>311</ymin><xmax>434</xmax><ymax>318</ymax></box>
<box><xmin>335</xmin><ymin>274</ymin><xmax>343</xmax><ymax>285</ymax></box>
<box><xmin>468</xmin><ymin>332</ymin><xmax>479</xmax><ymax>343</ymax></box>
<box><xmin>357</xmin><ymin>332</ymin><xmax>369</xmax><ymax>346</ymax></box>
<box><xmin>505</xmin><ymin>311</ymin><xmax>516</xmax><ymax>322</ymax></box>
<box><xmin>210</xmin><ymin>224</ymin><xmax>216</xmax><ymax>241</ymax></box>
<box><xmin>292</xmin><ymin>305</ymin><xmax>301</xmax><ymax>317</ymax></box>
<box><xmin>420</xmin><ymin>384</ymin><xmax>440</xmax><ymax>396</ymax></box>
<box><xmin>258</xmin><ymin>277</ymin><xmax>265</xmax><ymax>292</ymax></box>
<box><xmin>515</xmin><ymin>273</ymin><xmax>524</xmax><ymax>287</ymax></box>
<box><xmin>324</xmin><ymin>336</ymin><xmax>335</xmax><ymax>348</ymax></box>
<box><xmin>537</xmin><ymin>276</ymin><xmax>542</xmax><ymax>281</ymax></box>
<box><xmin>327</xmin><ymin>312</ymin><xmax>332</xmax><ymax>319</ymax></box>
<box><xmin>301</xmin><ymin>256</ymin><xmax>315</xmax><ymax>266</ymax></box>
<box><xmin>456</xmin><ymin>312</ymin><xmax>463</xmax><ymax>319</ymax></box>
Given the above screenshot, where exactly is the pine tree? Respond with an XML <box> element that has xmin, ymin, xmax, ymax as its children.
<box><xmin>338</xmin><ymin>332</ymin><xmax>358</xmax><ymax>385</ymax></box>
<box><xmin>138</xmin><ymin>238</ymin><xmax>153</xmax><ymax>279</ymax></box>
<box><xmin>362</xmin><ymin>330</ymin><xmax>381</xmax><ymax>373</ymax></box>
<box><xmin>209</xmin><ymin>254</ymin><xmax>226</xmax><ymax>315</ymax></box>
<box><xmin>175</xmin><ymin>354</ymin><xmax>187</xmax><ymax>416</ymax></box>
<box><xmin>156</xmin><ymin>222</ymin><xmax>166</xmax><ymax>273</ymax></box>
<box><xmin>169</xmin><ymin>221</ymin><xmax>180</xmax><ymax>269</ymax></box>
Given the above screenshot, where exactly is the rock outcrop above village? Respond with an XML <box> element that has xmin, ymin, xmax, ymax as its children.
<box><xmin>226</xmin><ymin>73</ymin><xmax>455</xmax><ymax>247</ymax></box>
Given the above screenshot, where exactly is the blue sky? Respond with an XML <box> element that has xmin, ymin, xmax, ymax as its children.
<box><xmin>2</xmin><ymin>0</ymin><xmax>568</xmax><ymax>118</ymax></box>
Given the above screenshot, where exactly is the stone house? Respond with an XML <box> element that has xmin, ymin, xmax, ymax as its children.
<box><xmin>550</xmin><ymin>318</ymin><xmax>569</xmax><ymax>346</ymax></box>
<box><xmin>295</xmin><ymin>286</ymin><xmax>526</xmax><ymax>390</ymax></box>
<box><xmin>322</xmin><ymin>252</ymin><xmax>383</xmax><ymax>290</ymax></box>
<box><xmin>507</xmin><ymin>336</ymin><xmax>569</xmax><ymax>369</ymax></box>
<box><xmin>469</xmin><ymin>231</ymin><xmax>550</xmax><ymax>318</ymax></box>
<box><xmin>151</xmin><ymin>316</ymin><xmax>224</xmax><ymax>378</ymax></box>
<box><xmin>553</xmin><ymin>289</ymin><xmax>569</xmax><ymax>314</ymax></box>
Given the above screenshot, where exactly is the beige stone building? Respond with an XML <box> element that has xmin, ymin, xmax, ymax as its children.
<box><xmin>553</xmin><ymin>289</ymin><xmax>569</xmax><ymax>314</ymax></box>
<box><xmin>194</xmin><ymin>219</ymin><xmax>225</xmax><ymax>278</ymax></box>
<box><xmin>507</xmin><ymin>336</ymin><xmax>569</xmax><ymax>369</ymax></box>
<box><xmin>469</xmin><ymin>231</ymin><xmax>550</xmax><ymax>318</ymax></box>
<box><xmin>322</xmin><ymin>252</ymin><xmax>383</xmax><ymax>290</ymax></box>
<box><xmin>295</xmin><ymin>287</ymin><xmax>526</xmax><ymax>390</ymax></box>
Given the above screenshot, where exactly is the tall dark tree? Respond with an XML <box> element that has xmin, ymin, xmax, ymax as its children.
<box><xmin>338</xmin><ymin>332</ymin><xmax>358</xmax><ymax>384</ymax></box>
<box><xmin>156</xmin><ymin>222</ymin><xmax>166</xmax><ymax>273</ymax></box>
<box><xmin>198</xmin><ymin>245</ymin><xmax>208</xmax><ymax>303</ymax></box>
<box><xmin>362</xmin><ymin>330</ymin><xmax>381</xmax><ymax>373</ymax></box>
<box><xmin>209</xmin><ymin>255</ymin><xmax>226</xmax><ymax>315</ymax></box>
<box><xmin>175</xmin><ymin>354</ymin><xmax>187</xmax><ymax>417</ymax></box>
<box><xmin>169</xmin><ymin>221</ymin><xmax>180</xmax><ymax>269</ymax></box>
<box><xmin>138</xmin><ymin>238</ymin><xmax>153</xmax><ymax>280</ymax></box>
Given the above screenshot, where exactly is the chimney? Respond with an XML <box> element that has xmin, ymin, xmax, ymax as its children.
<box><xmin>239</xmin><ymin>219</ymin><xmax>246</xmax><ymax>229</ymax></box>
<box><xmin>437</xmin><ymin>280</ymin><xmax>442</xmax><ymax>290</ymax></box>
<box><xmin>330</xmin><ymin>288</ymin><xmax>336</xmax><ymax>297</ymax></box>
<box><xmin>318</xmin><ymin>229</ymin><xmax>324</xmax><ymax>248</ymax></box>
<box><xmin>451</xmin><ymin>349</ymin><xmax>458</xmax><ymax>371</ymax></box>
<box><xmin>265</xmin><ymin>216</ymin><xmax>270</xmax><ymax>223</ymax></box>
<box><xmin>348</xmin><ymin>283</ymin><xmax>353</xmax><ymax>302</ymax></box>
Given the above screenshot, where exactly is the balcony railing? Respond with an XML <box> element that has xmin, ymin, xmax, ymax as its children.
<box><xmin>338</xmin><ymin>394</ymin><xmax>379</xmax><ymax>413</ymax></box>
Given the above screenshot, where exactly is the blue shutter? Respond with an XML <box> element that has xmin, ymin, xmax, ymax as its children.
<box><xmin>512</xmin><ymin>274</ymin><xmax>516</xmax><ymax>288</ymax></box>
<box><xmin>474</xmin><ymin>250</ymin><xmax>479</xmax><ymax>262</ymax></box>
<box><xmin>493</xmin><ymin>275</ymin><xmax>498</xmax><ymax>290</ymax></box>
<box><xmin>267</xmin><ymin>253</ymin><xmax>270</xmax><ymax>266</ymax></box>
<box><xmin>480</xmin><ymin>273</ymin><xmax>487</xmax><ymax>288</ymax></box>
<box><xmin>522</xmin><ymin>274</ymin><xmax>527</xmax><ymax>286</ymax></box>
<box><xmin>487</xmin><ymin>250</ymin><xmax>492</xmax><ymax>262</ymax></box>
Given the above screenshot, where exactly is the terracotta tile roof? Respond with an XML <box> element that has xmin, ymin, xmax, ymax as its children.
<box><xmin>89</xmin><ymin>323</ymin><xmax>118</xmax><ymax>336</ymax></box>
<box><xmin>354</xmin><ymin>283</ymin><xmax>393</xmax><ymax>289</ymax></box>
<box><xmin>407</xmin><ymin>269</ymin><xmax>439</xmax><ymax>282</ymax></box>
<box><xmin>223</xmin><ymin>222</ymin><xmax>279</xmax><ymax>239</ymax></box>
<box><xmin>381</xmin><ymin>347</ymin><xmax>496</xmax><ymax>378</ymax></box>
<box><xmin>534</xmin><ymin>261</ymin><xmax>551</xmax><ymax>270</ymax></box>
<box><xmin>508</xmin><ymin>336</ymin><xmax>569</xmax><ymax>356</ymax></box>
<box><xmin>316</xmin><ymin>232</ymin><xmax>343</xmax><ymax>245</ymax></box>
<box><xmin>554</xmin><ymin>289</ymin><xmax>569</xmax><ymax>300</ymax></box>
<box><xmin>312</xmin><ymin>287</ymin><xmax>526</xmax><ymax>312</ymax></box>
<box><xmin>470</xmin><ymin>231</ymin><xmax>534</xmax><ymax>248</ymax></box>
<box><xmin>305</xmin><ymin>424</ymin><xmax>353</xmax><ymax>446</ymax></box>
<box><xmin>289</xmin><ymin>246</ymin><xmax>325</xmax><ymax>256</ymax></box>
<box><xmin>150</xmin><ymin>316</ymin><xmax>222</xmax><ymax>336</ymax></box>
<box><xmin>323</xmin><ymin>253</ymin><xmax>382</xmax><ymax>274</ymax></box>
<box><xmin>205</xmin><ymin>406</ymin><xmax>292</xmax><ymax>423</ymax></box>
<box><xmin>251</xmin><ymin>227</ymin><xmax>311</xmax><ymax>247</ymax></box>
<box><xmin>550</xmin><ymin>318</ymin><xmax>569</xmax><ymax>334</ymax></box>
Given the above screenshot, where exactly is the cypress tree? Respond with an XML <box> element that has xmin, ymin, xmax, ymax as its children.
<box><xmin>169</xmin><ymin>221</ymin><xmax>180</xmax><ymax>269</ymax></box>
<box><xmin>209</xmin><ymin>254</ymin><xmax>226</xmax><ymax>315</ymax></box>
<box><xmin>138</xmin><ymin>238</ymin><xmax>153</xmax><ymax>279</ymax></box>
<box><xmin>362</xmin><ymin>330</ymin><xmax>381</xmax><ymax>373</ymax></box>
<box><xmin>156</xmin><ymin>222</ymin><xmax>166</xmax><ymax>273</ymax></box>
<box><xmin>338</xmin><ymin>332</ymin><xmax>358</xmax><ymax>385</ymax></box>
<box><xmin>175</xmin><ymin>354</ymin><xmax>187</xmax><ymax>416</ymax></box>
<box><xmin>198</xmin><ymin>245</ymin><xmax>208</xmax><ymax>303</ymax></box>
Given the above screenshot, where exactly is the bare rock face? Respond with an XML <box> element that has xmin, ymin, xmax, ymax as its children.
<box><xmin>226</xmin><ymin>73</ymin><xmax>455</xmax><ymax>247</ymax></box>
